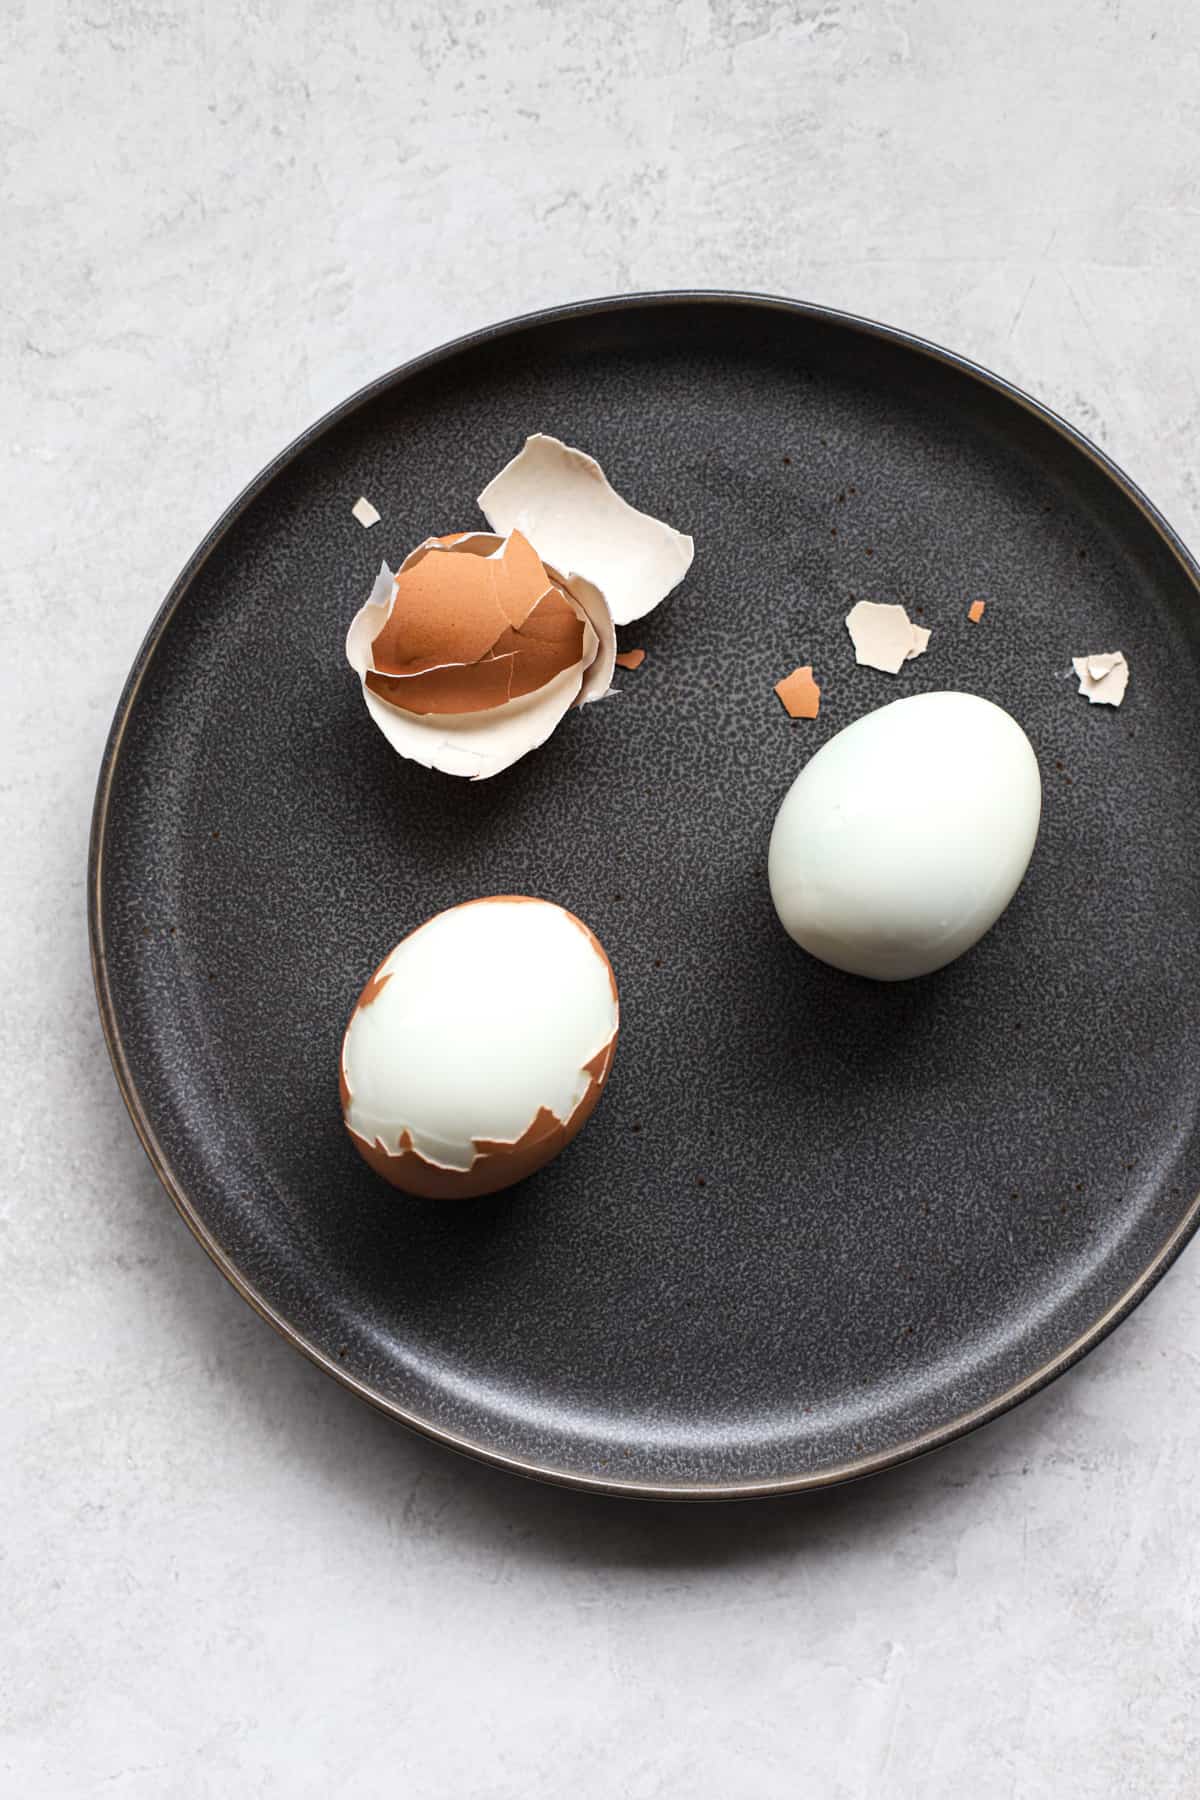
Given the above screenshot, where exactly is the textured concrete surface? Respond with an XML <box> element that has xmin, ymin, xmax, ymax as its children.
<box><xmin>4</xmin><ymin>2</ymin><xmax>1200</xmax><ymax>1794</ymax></box>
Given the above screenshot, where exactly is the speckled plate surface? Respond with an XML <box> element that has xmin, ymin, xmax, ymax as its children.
<box><xmin>90</xmin><ymin>294</ymin><xmax>1200</xmax><ymax>1499</ymax></box>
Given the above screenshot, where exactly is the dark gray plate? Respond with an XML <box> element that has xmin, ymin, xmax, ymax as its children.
<box><xmin>90</xmin><ymin>294</ymin><xmax>1200</xmax><ymax>1499</ymax></box>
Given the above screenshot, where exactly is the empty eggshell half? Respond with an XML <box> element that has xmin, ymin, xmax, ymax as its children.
<box><xmin>478</xmin><ymin>433</ymin><xmax>694</xmax><ymax>626</ymax></box>
<box><xmin>340</xmin><ymin>897</ymin><xmax>620</xmax><ymax>1199</ymax></box>
<box><xmin>345</xmin><ymin>529</ymin><xmax>616</xmax><ymax>779</ymax></box>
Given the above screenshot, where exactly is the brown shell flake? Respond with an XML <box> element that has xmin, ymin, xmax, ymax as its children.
<box><xmin>774</xmin><ymin>663</ymin><xmax>822</xmax><ymax>719</ymax></box>
<box><xmin>367</xmin><ymin>530</ymin><xmax>584</xmax><ymax>715</ymax></box>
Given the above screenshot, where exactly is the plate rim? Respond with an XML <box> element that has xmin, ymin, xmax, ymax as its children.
<box><xmin>88</xmin><ymin>288</ymin><xmax>1200</xmax><ymax>1501</ymax></box>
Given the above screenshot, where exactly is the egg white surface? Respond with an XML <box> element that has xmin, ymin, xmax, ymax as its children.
<box><xmin>768</xmin><ymin>691</ymin><xmax>1042</xmax><ymax>981</ymax></box>
<box><xmin>342</xmin><ymin>899</ymin><xmax>618</xmax><ymax>1170</ymax></box>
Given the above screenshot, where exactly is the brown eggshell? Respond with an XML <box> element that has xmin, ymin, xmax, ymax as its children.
<box><xmin>365</xmin><ymin>532</ymin><xmax>587</xmax><ymax>716</ymax></box>
<box><xmin>366</xmin><ymin>653</ymin><xmax>517</xmax><ymax>717</ymax></box>
<box><xmin>346</xmin><ymin>529</ymin><xmax>618</xmax><ymax>777</ymax></box>
<box><xmin>370</xmin><ymin>528</ymin><xmax>553</xmax><ymax>675</ymax></box>
<box><xmin>774</xmin><ymin>663</ymin><xmax>822</xmax><ymax>719</ymax></box>
<box><xmin>340</xmin><ymin>897</ymin><xmax>619</xmax><ymax>1200</ymax></box>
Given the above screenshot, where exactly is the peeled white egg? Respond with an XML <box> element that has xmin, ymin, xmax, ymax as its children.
<box><xmin>768</xmin><ymin>691</ymin><xmax>1042</xmax><ymax>981</ymax></box>
<box><xmin>340</xmin><ymin>897</ymin><xmax>619</xmax><ymax>1198</ymax></box>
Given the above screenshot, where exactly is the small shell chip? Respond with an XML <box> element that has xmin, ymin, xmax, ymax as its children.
<box><xmin>845</xmin><ymin>600</ymin><xmax>930</xmax><ymax>674</ymax></box>
<box><xmin>1072</xmin><ymin>651</ymin><xmax>1129</xmax><ymax>707</ymax></box>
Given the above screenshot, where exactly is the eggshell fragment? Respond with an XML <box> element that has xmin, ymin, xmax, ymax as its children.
<box><xmin>1072</xmin><ymin>651</ymin><xmax>1129</xmax><ymax>706</ymax></box>
<box><xmin>352</xmin><ymin>496</ymin><xmax>381</xmax><ymax>528</ymax></box>
<box><xmin>615</xmin><ymin>648</ymin><xmax>646</xmax><ymax>671</ymax></box>
<box><xmin>774</xmin><ymin>663</ymin><xmax>822</xmax><ymax>719</ymax></box>
<box><xmin>845</xmin><ymin>600</ymin><xmax>930</xmax><ymax>674</ymax></box>
<box><xmin>478</xmin><ymin>433</ymin><xmax>694</xmax><ymax>626</ymax></box>
<box><xmin>345</xmin><ymin>531</ymin><xmax>616</xmax><ymax>779</ymax></box>
<box><xmin>340</xmin><ymin>897</ymin><xmax>620</xmax><ymax>1199</ymax></box>
<box><xmin>561</xmin><ymin>567</ymin><xmax>617</xmax><ymax>705</ymax></box>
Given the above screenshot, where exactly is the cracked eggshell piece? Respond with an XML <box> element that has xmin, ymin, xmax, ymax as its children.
<box><xmin>560</xmin><ymin>566</ymin><xmax>617</xmax><ymax>705</ymax></box>
<box><xmin>845</xmin><ymin>600</ymin><xmax>930</xmax><ymax>674</ymax></box>
<box><xmin>774</xmin><ymin>663</ymin><xmax>822</xmax><ymax>719</ymax></box>
<box><xmin>340</xmin><ymin>897</ymin><xmax>620</xmax><ymax>1199</ymax></box>
<box><xmin>768</xmin><ymin>691</ymin><xmax>1041</xmax><ymax>981</ymax></box>
<box><xmin>478</xmin><ymin>433</ymin><xmax>694</xmax><ymax>627</ymax></box>
<box><xmin>345</xmin><ymin>531</ymin><xmax>615</xmax><ymax>779</ymax></box>
<box><xmin>1073</xmin><ymin>651</ymin><xmax>1129</xmax><ymax>707</ymax></box>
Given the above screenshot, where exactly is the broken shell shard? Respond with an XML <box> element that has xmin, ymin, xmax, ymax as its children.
<box><xmin>774</xmin><ymin>663</ymin><xmax>821</xmax><ymax>719</ymax></box>
<box><xmin>1072</xmin><ymin>651</ymin><xmax>1129</xmax><ymax>707</ymax></box>
<box><xmin>345</xmin><ymin>530</ymin><xmax>616</xmax><ymax>779</ymax></box>
<box><xmin>561</xmin><ymin>567</ymin><xmax>617</xmax><ymax>705</ymax></box>
<box><xmin>845</xmin><ymin>600</ymin><xmax>931</xmax><ymax>674</ymax></box>
<box><xmin>340</xmin><ymin>897</ymin><xmax>620</xmax><ymax>1199</ymax></box>
<box><xmin>478</xmin><ymin>433</ymin><xmax>694</xmax><ymax>627</ymax></box>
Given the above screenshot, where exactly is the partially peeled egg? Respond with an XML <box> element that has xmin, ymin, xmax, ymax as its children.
<box><xmin>340</xmin><ymin>897</ymin><xmax>619</xmax><ymax>1199</ymax></box>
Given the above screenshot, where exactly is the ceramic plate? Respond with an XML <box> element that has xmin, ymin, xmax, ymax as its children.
<box><xmin>90</xmin><ymin>294</ymin><xmax>1200</xmax><ymax>1497</ymax></box>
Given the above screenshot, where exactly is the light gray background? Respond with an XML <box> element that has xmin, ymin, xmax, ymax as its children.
<box><xmin>5</xmin><ymin>2</ymin><xmax>1199</xmax><ymax>1794</ymax></box>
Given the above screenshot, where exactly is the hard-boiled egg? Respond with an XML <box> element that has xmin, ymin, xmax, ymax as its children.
<box><xmin>768</xmin><ymin>691</ymin><xmax>1041</xmax><ymax>981</ymax></box>
<box><xmin>340</xmin><ymin>897</ymin><xmax>619</xmax><ymax>1198</ymax></box>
